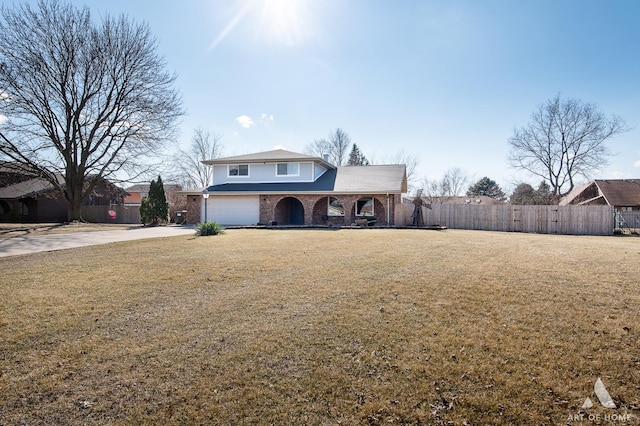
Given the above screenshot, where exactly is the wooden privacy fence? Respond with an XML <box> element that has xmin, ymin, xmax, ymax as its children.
<box><xmin>395</xmin><ymin>204</ymin><xmax>615</xmax><ymax>236</ymax></box>
<box><xmin>81</xmin><ymin>205</ymin><xmax>141</xmax><ymax>224</ymax></box>
<box><xmin>615</xmin><ymin>210</ymin><xmax>640</xmax><ymax>233</ymax></box>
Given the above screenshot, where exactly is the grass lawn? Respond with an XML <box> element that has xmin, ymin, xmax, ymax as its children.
<box><xmin>1</xmin><ymin>229</ymin><xmax>639</xmax><ymax>425</ymax></box>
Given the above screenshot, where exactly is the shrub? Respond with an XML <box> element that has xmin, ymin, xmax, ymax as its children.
<box><xmin>196</xmin><ymin>221</ymin><xmax>223</xmax><ymax>236</ymax></box>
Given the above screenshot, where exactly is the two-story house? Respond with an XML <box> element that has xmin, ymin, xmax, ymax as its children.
<box><xmin>183</xmin><ymin>149</ymin><xmax>407</xmax><ymax>226</ymax></box>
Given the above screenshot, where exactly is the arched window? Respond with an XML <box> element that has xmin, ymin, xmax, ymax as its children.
<box><xmin>328</xmin><ymin>197</ymin><xmax>344</xmax><ymax>216</ymax></box>
<box><xmin>356</xmin><ymin>197</ymin><xmax>373</xmax><ymax>216</ymax></box>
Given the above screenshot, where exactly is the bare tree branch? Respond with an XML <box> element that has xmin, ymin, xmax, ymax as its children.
<box><xmin>304</xmin><ymin>128</ymin><xmax>351</xmax><ymax>165</ymax></box>
<box><xmin>374</xmin><ymin>150</ymin><xmax>419</xmax><ymax>192</ymax></box>
<box><xmin>169</xmin><ymin>128</ymin><xmax>223</xmax><ymax>188</ymax></box>
<box><xmin>508</xmin><ymin>95</ymin><xmax>627</xmax><ymax>197</ymax></box>
<box><xmin>0</xmin><ymin>1</ymin><xmax>182</xmax><ymax>220</ymax></box>
<box><xmin>420</xmin><ymin>167</ymin><xmax>470</xmax><ymax>201</ymax></box>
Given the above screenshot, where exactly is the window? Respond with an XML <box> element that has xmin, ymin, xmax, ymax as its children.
<box><xmin>229</xmin><ymin>164</ymin><xmax>249</xmax><ymax>177</ymax></box>
<box><xmin>276</xmin><ymin>162</ymin><xmax>299</xmax><ymax>176</ymax></box>
<box><xmin>328</xmin><ymin>197</ymin><xmax>344</xmax><ymax>216</ymax></box>
<box><xmin>356</xmin><ymin>197</ymin><xmax>374</xmax><ymax>216</ymax></box>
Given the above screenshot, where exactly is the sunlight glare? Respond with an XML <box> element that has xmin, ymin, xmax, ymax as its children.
<box><xmin>258</xmin><ymin>0</ymin><xmax>312</xmax><ymax>46</ymax></box>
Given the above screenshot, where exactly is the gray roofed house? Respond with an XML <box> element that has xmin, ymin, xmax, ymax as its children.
<box><xmin>0</xmin><ymin>169</ymin><xmax>125</xmax><ymax>223</ymax></box>
<box><xmin>184</xmin><ymin>149</ymin><xmax>407</xmax><ymax>226</ymax></box>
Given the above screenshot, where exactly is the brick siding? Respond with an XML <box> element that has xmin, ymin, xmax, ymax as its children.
<box><xmin>187</xmin><ymin>193</ymin><xmax>401</xmax><ymax>226</ymax></box>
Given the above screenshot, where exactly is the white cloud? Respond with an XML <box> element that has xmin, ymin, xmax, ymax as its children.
<box><xmin>0</xmin><ymin>114</ymin><xmax>7</xmax><ymax>125</ymax></box>
<box><xmin>236</xmin><ymin>115</ymin><xmax>254</xmax><ymax>128</ymax></box>
<box><xmin>273</xmin><ymin>144</ymin><xmax>286</xmax><ymax>150</ymax></box>
<box><xmin>260</xmin><ymin>113</ymin><xmax>274</xmax><ymax>124</ymax></box>
<box><xmin>634</xmin><ymin>160</ymin><xmax>640</xmax><ymax>168</ymax></box>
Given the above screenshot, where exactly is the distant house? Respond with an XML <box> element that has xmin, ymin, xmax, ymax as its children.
<box><xmin>0</xmin><ymin>161</ymin><xmax>34</xmax><ymax>188</ymax></box>
<box><xmin>0</xmin><ymin>164</ymin><xmax>125</xmax><ymax>222</ymax></box>
<box><xmin>124</xmin><ymin>183</ymin><xmax>182</xmax><ymax>207</ymax></box>
<box><xmin>560</xmin><ymin>179</ymin><xmax>640</xmax><ymax>210</ymax></box>
<box><xmin>405</xmin><ymin>195</ymin><xmax>505</xmax><ymax>206</ymax></box>
<box><xmin>182</xmin><ymin>149</ymin><xmax>407</xmax><ymax>226</ymax></box>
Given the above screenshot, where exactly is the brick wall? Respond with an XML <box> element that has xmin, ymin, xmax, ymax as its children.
<box><xmin>186</xmin><ymin>195</ymin><xmax>201</xmax><ymax>224</ymax></box>
<box><xmin>186</xmin><ymin>193</ymin><xmax>401</xmax><ymax>226</ymax></box>
<box><xmin>260</xmin><ymin>194</ymin><xmax>398</xmax><ymax>226</ymax></box>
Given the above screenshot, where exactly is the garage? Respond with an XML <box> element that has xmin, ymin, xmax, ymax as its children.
<box><xmin>206</xmin><ymin>195</ymin><xmax>259</xmax><ymax>225</ymax></box>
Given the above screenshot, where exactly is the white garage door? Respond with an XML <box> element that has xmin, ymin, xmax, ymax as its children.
<box><xmin>206</xmin><ymin>195</ymin><xmax>259</xmax><ymax>225</ymax></box>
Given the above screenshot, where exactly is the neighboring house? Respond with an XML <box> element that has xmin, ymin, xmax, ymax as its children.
<box><xmin>124</xmin><ymin>183</ymin><xmax>182</xmax><ymax>206</ymax></box>
<box><xmin>124</xmin><ymin>183</ymin><xmax>184</xmax><ymax>223</ymax></box>
<box><xmin>183</xmin><ymin>149</ymin><xmax>407</xmax><ymax>226</ymax></box>
<box><xmin>0</xmin><ymin>161</ymin><xmax>34</xmax><ymax>188</ymax></box>
<box><xmin>0</xmin><ymin>166</ymin><xmax>125</xmax><ymax>222</ymax></box>
<box><xmin>560</xmin><ymin>179</ymin><xmax>640</xmax><ymax>210</ymax></box>
<box><xmin>560</xmin><ymin>179</ymin><xmax>640</xmax><ymax>231</ymax></box>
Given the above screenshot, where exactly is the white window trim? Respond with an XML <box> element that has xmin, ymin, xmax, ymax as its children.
<box><xmin>327</xmin><ymin>196</ymin><xmax>345</xmax><ymax>216</ymax></box>
<box><xmin>356</xmin><ymin>197</ymin><xmax>375</xmax><ymax>216</ymax></box>
<box><xmin>275</xmin><ymin>162</ymin><xmax>300</xmax><ymax>177</ymax></box>
<box><xmin>228</xmin><ymin>164</ymin><xmax>250</xmax><ymax>178</ymax></box>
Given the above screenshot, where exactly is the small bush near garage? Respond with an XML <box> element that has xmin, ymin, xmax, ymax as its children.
<box><xmin>196</xmin><ymin>221</ymin><xmax>223</xmax><ymax>236</ymax></box>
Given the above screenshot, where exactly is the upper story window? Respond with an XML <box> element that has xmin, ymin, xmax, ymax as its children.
<box><xmin>276</xmin><ymin>162</ymin><xmax>299</xmax><ymax>176</ymax></box>
<box><xmin>228</xmin><ymin>164</ymin><xmax>249</xmax><ymax>177</ymax></box>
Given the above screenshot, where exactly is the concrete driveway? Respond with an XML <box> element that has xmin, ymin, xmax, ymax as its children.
<box><xmin>0</xmin><ymin>225</ymin><xmax>196</xmax><ymax>258</ymax></box>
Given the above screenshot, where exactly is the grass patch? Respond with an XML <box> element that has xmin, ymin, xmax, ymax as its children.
<box><xmin>1</xmin><ymin>229</ymin><xmax>639</xmax><ymax>425</ymax></box>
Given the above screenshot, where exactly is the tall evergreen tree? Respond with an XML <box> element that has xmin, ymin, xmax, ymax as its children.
<box><xmin>510</xmin><ymin>181</ymin><xmax>555</xmax><ymax>205</ymax></box>
<box><xmin>347</xmin><ymin>144</ymin><xmax>370</xmax><ymax>166</ymax></box>
<box><xmin>467</xmin><ymin>177</ymin><xmax>506</xmax><ymax>200</ymax></box>
<box><xmin>140</xmin><ymin>176</ymin><xmax>169</xmax><ymax>225</ymax></box>
<box><xmin>510</xmin><ymin>183</ymin><xmax>536</xmax><ymax>205</ymax></box>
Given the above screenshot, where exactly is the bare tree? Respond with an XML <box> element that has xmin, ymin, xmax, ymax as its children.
<box><xmin>420</xmin><ymin>167</ymin><xmax>470</xmax><ymax>201</ymax></box>
<box><xmin>171</xmin><ymin>128</ymin><xmax>223</xmax><ymax>188</ymax></box>
<box><xmin>0</xmin><ymin>1</ymin><xmax>182</xmax><ymax>221</ymax></box>
<box><xmin>305</xmin><ymin>128</ymin><xmax>351</xmax><ymax>165</ymax></box>
<box><xmin>394</xmin><ymin>151</ymin><xmax>419</xmax><ymax>189</ymax></box>
<box><xmin>508</xmin><ymin>95</ymin><xmax>627</xmax><ymax>197</ymax></box>
<box><xmin>376</xmin><ymin>150</ymin><xmax>419</xmax><ymax>192</ymax></box>
<box><xmin>442</xmin><ymin>167</ymin><xmax>471</xmax><ymax>197</ymax></box>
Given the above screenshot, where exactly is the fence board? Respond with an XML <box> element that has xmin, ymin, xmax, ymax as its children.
<box><xmin>396</xmin><ymin>204</ymin><xmax>614</xmax><ymax>235</ymax></box>
<box><xmin>81</xmin><ymin>205</ymin><xmax>141</xmax><ymax>224</ymax></box>
<box><xmin>615</xmin><ymin>210</ymin><xmax>640</xmax><ymax>232</ymax></box>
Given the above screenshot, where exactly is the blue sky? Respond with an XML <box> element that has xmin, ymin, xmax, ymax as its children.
<box><xmin>25</xmin><ymin>0</ymin><xmax>640</xmax><ymax>191</ymax></box>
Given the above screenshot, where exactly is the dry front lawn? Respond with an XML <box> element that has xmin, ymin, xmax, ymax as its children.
<box><xmin>1</xmin><ymin>229</ymin><xmax>639</xmax><ymax>425</ymax></box>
